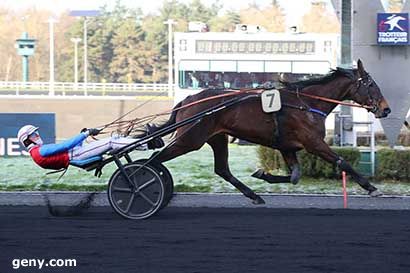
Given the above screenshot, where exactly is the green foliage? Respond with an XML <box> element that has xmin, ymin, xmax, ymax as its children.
<box><xmin>376</xmin><ymin>149</ymin><xmax>410</xmax><ymax>181</ymax></box>
<box><xmin>257</xmin><ymin>146</ymin><xmax>286</xmax><ymax>171</ymax></box>
<box><xmin>109</xmin><ymin>18</ymin><xmax>147</xmax><ymax>82</ymax></box>
<box><xmin>209</xmin><ymin>10</ymin><xmax>241</xmax><ymax>32</ymax></box>
<box><xmin>302</xmin><ymin>148</ymin><xmax>360</xmax><ymax>178</ymax></box>
<box><xmin>258</xmin><ymin>146</ymin><xmax>410</xmax><ymax>181</ymax></box>
<box><xmin>257</xmin><ymin>146</ymin><xmax>361</xmax><ymax>179</ymax></box>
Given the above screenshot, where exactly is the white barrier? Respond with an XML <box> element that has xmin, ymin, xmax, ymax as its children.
<box><xmin>0</xmin><ymin>81</ymin><xmax>173</xmax><ymax>96</ymax></box>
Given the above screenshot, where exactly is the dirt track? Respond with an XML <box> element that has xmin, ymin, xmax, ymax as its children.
<box><xmin>1</xmin><ymin>206</ymin><xmax>410</xmax><ymax>273</ymax></box>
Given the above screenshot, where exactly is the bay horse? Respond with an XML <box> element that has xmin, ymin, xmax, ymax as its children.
<box><xmin>153</xmin><ymin>60</ymin><xmax>391</xmax><ymax>204</ymax></box>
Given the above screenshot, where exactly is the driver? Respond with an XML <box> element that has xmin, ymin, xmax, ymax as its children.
<box><xmin>17</xmin><ymin>125</ymin><xmax>164</xmax><ymax>170</ymax></box>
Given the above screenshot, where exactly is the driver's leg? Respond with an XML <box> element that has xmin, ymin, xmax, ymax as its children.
<box><xmin>70</xmin><ymin>138</ymin><xmax>112</xmax><ymax>161</ymax></box>
<box><xmin>70</xmin><ymin>136</ymin><xmax>147</xmax><ymax>161</ymax></box>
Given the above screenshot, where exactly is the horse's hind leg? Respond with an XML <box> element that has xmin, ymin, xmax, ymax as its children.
<box><xmin>251</xmin><ymin>150</ymin><xmax>301</xmax><ymax>185</ymax></box>
<box><xmin>207</xmin><ymin>134</ymin><xmax>265</xmax><ymax>205</ymax></box>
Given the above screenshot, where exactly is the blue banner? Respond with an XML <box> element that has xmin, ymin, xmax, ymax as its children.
<box><xmin>0</xmin><ymin>113</ymin><xmax>55</xmax><ymax>156</ymax></box>
<box><xmin>377</xmin><ymin>13</ymin><xmax>409</xmax><ymax>45</ymax></box>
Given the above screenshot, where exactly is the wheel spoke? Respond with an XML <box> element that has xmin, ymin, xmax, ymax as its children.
<box><xmin>112</xmin><ymin>186</ymin><xmax>133</xmax><ymax>193</ymax></box>
<box><xmin>137</xmin><ymin>177</ymin><xmax>156</xmax><ymax>191</ymax></box>
<box><xmin>124</xmin><ymin>193</ymin><xmax>136</xmax><ymax>214</ymax></box>
<box><xmin>139</xmin><ymin>192</ymin><xmax>155</xmax><ymax>206</ymax></box>
<box><xmin>126</xmin><ymin>171</ymin><xmax>138</xmax><ymax>188</ymax></box>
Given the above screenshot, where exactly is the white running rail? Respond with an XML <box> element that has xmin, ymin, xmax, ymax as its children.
<box><xmin>0</xmin><ymin>81</ymin><xmax>173</xmax><ymax>96</ymax></box>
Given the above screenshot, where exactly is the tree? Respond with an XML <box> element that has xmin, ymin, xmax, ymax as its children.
<box><xmin>300</xmin><ymin>1</ymin><xmax>339</xmax><ymax>33</ymax></box>
<box><xmin>0</xmin><ymin>8</ymin><xmax>62</xmax><ymax>81</ymax></box>
<box><xmin>109</xmin><ymin>18</ymin><xmax>147</xmax><ymax>83</ymax></box>
<box><xmin>388</xmin><ymin>0</ymin><xmax>404</xmax><ymax>12</ymax></box>
<box><xmin>141</xmin><ymin>0</ymin><xmax>223</xmax><ymax>82</ymax></box>
<box><xmin>187</xmin><ymin>0</ymin><xmax>220</xmax><ymax>22</ymax></box>
<box><xmin>0</xmin><ymin>8</ymin><xmax>20</xmax><ymax>81</ymax></box>
<box><xmin>57</xmin><ymin>1</ymin><xmax>143</xmax><ymax>83</ymax></box>
<box><xmin>209</xmin><ymin>10</ymin><xmax>241</xmax><ymax>32</ymax></box>
<box><xmin>239</xmin><ymin>3</ymin><xmax>286</xmax><ymax>32</ymax></box>
<box><xmin>55</xmin><ymin>12</ymin><xmax>81</xmax><ymax>82</ymax></box>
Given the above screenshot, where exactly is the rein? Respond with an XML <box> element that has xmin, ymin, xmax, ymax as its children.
<box><xmin>95</xmin><ymin>88</ymin><xmax>263</xmax><ymax>136</ymax></box>
<box><xmin>160</xmin><ymin>88</ymin><xmax>262</xmax><ymax>115</ymax></box>
<box><xmin>282</xmin><ymin>89</ymin><xmax>373</xmax><ymax>110</ymax></box>
<box><xmin>97</xmin><ymin>80</ymin><xmax>374</xmax><ymax>135</ymax></box>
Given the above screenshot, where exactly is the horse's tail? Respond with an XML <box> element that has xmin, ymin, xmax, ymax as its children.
<box><xmin>153</xmin><ymin>101</ymin><xmax>182</xmax><ymax>131</ymax></box>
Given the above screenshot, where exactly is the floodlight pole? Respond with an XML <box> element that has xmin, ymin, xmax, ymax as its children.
<box><xmin>48</xmin><ymin>17</ymin><xmax>57</xmax><ymax>96</ymax></box>
<box><xmin>69</xmin><ymin>10</ymin><xmax>100</xmax><ymax>95</ymax></box>
<box><xmin>164</xmin><ymin>19</ymin><xmax>176</xmax><ymax>97</ymax></box>
<box><xmin>70</xmin><ymin>38</ymin><xmax>82</xmax><ymax>86</ymax></box>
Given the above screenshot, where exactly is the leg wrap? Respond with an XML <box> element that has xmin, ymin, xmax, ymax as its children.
<box><xmin>336</xmin><ymin>157</ymin><xmax>348</xmax><ymax>170</ymax></box>
<box><xmin>290</xmin><ymin>164</ymin><xmax>301</xmax><ymax>185</ymax></box>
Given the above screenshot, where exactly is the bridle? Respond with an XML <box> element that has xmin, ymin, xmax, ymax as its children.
<box><xmin>352</xmin><ymin>73</ymin><xmax>381</xmax><ymax>113</ymax></box>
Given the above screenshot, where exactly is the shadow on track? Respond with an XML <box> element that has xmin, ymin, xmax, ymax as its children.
<box><xmin>43</xmin><ymin>192</ymin><xmax>97</xmax><ymax>217</ymax></box>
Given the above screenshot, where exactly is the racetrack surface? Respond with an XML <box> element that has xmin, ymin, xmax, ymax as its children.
<box><xmin>1</xmin><ymin>206</ymin><xmax>410</xmax><ymax>273</ymax></box>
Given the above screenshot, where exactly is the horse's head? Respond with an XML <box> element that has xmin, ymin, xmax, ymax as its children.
<box><xmin>346</xmin><ymin>59</ymin><xmax>391</xmax><ymax>118</ymax></box>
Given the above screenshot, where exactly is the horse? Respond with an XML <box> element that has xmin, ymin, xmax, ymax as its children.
<box><xmin>152</xmin><ymin>60</ymin><xmax>391</xmax><ymax>204</ymax></box>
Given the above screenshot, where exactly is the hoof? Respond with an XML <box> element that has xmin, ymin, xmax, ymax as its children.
<box><xmin>369</xmin><ymin>189</ymin><xmax>383</xmax><ymax>197</ymax></box>
<box><xmin>252</xmin><ymin>196</ymin><xmax>266</xmax><ymax>205</ymax></box>
<box><xmin>251</xmin><ymin>169</ymin><xmax>264</xmax><ymax>179</ymax></box>
<box><xmin>290</xmin><ymin>178</ymin><xmax>299</xmax><ymax>185</ymax></box>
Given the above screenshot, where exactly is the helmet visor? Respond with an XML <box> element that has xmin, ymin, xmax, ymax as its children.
<box><xmin>28</xmin><ymin>130</ymin><xmax>43</xmax><ymax>145</ymax></box>
<box><xmin>29</xmin><ymin>131</ymin><xmax>40</xmax><ymax>138</ymax></box>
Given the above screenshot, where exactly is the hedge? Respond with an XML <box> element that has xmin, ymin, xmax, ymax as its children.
<box><xmin>376</xmin><ymin>149</ymin><xmax>410</xmax><ymax>181</ymax></box>
<box><xmin>257</xmin><ymin>146</ymin><xmax>410</xmax><ymax>181</ymax></box>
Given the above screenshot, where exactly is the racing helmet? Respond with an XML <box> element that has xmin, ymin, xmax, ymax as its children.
<box><xmin>17</xmin><ymin>125</ymin><xmax>43</xmax><ymax>149</ymax></box>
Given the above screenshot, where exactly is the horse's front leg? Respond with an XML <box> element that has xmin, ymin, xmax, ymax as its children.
<box><xmin>303</xmin><ymin>138</ymin><xmax>381</xmax><ymax>196</ymax></box>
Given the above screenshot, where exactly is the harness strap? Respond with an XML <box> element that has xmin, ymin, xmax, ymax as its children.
<box><xmin>282</xmin><ymin>103</ymin><xmax>327</xmax><ymax>118</ymax></box>
<box><xmin>308</xmin><ymin>108</ymin><xmax>327</xmax><ymax>117</ymax></box>
<box><xmin>46</xmin><ymin>168</ymin><xmax>68</xmax><ymax>182</ymax></box>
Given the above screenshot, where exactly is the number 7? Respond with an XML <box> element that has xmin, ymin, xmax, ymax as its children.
<box><xmin>266</xmin><ymin>93</ymin><xmax>275</xmax><ymax>107</ymax></box>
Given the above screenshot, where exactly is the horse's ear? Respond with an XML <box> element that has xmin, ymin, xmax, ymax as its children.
<box><xmin>357</xmin><ymin>59</ymin><xmax>365</xmax><ymax>75</ymax></box>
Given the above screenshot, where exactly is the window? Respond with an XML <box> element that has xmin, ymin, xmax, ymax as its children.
<box><xmin>324</xmin><ymin>40</ymin><xmax>332</xmax><ymax>53</ymax></box>
<box><xmin>179</xmin><ymin>39</ymin><xmax>187</xmax><ymax>51</ymax></box>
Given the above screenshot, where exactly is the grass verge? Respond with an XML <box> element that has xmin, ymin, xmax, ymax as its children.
<box><xmin>1</xmin><ymin>145</ymin><xmax>409</xmax><ymax>195</ymax></box>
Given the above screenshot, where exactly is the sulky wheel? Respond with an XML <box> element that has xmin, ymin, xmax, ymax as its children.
<box><xmin>134</xmin><ymin>159</ymin><xmax>174</xmax><ymax>209</ymax></box>
<box><xmin>107</xmin><ymin>162</ymin><xmax>165</xmax><ymax>220</ymax></box>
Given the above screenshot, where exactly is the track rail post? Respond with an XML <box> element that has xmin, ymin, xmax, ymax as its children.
<box><xmin>342</xmin><ymin>171</ymin><xmax>348</xmax><ymax>208</ymax></box>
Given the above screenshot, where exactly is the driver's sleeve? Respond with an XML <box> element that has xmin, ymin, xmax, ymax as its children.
<box><xmin>39</xmin><ymin>132</ymin><xmax>88</xmax><ymax>156</ymax></box>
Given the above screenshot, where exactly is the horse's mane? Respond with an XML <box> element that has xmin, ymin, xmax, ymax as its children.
<box><xmin>280</xmin><ymin>67</ymin><xmax>356</xmax><ymax>90</ymax></box>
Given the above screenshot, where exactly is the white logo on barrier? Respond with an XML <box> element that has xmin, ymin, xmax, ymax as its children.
<box><xmin>0</xmin><ymin>138</ymin><xmax>29</xmax><ymax>156</ymax></box>
<box><xmin>384</xmin><ymin>14</ymin><xmax>406</xmax><ymax>31</ymax></box>
<box><xmin>261</xmin><ymin>90</ymin><xmax>281</xmax><ymax>113</ymax></box>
